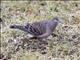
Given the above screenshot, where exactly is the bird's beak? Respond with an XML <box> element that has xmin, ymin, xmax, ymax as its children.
<box><xmin>59</xmin><ymin>20</ymin><xmax>62</xmax><ymax>23</ymax></box>
<box><xmin>58</xmin><ymin>18</ymin><xmax>64</xmax><ymax>24</ymax></box>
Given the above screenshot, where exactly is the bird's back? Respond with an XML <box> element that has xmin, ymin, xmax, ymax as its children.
<box><xmin>31</xmin><ymin>21</ymin><xmax>46</xmax><ymax>35</ymax></box>
<box><xmin>31</xmin><ymin>19</ymin><xmax>58</xmax><ymax>36</ymax></box>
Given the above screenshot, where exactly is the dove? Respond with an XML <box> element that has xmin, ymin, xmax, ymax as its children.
<box><xmin>10</xmin><ymin>17</ymin><xmax>62</xmax><ymax>39</ymax></box>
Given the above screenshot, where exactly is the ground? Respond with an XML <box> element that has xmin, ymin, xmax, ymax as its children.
<box><xmin>0</xmin><ymin>1</ymin><xmax>80</xmax><ymax>60</ymax></box>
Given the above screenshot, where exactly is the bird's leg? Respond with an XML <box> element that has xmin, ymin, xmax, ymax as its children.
<box><xmin>38</xmin><ymin>38</ymin><xmax>48</xmax><ymax>45</ymax></box>
<box><xmin>47</xmin><ymin>35</ymin><xmax>53</xmax><ymax>40</ymax></box>
<box><xmin>29</xmin><ymin>37</ymin><xmax>37</xmax><ymax>39</ymax></box>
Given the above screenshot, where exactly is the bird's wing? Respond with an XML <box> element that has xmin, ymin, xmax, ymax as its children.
<box><xmin>37</xmin><ymin>23</ymin><xmax>52</xmax><ymax>39</ymax></box>
<box><xmin>31</xmin><ymin>22</ymin><xmax>45</xmax><ymax>36</ymax></box>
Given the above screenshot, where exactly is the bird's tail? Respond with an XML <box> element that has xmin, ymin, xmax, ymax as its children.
<box><xmin>10</xmin><ymin>24</ymin><xmax>27</xmax><ymax>32</ymax></box>
<box><xmin>10</xmin><ymin>24</ymin><xmax>41</xmax><ymax>36</ymax></box>
<box><xmin>10</xmin><ymin>24</ymin><xmax>37</xmax><ymax>35</ymax></box>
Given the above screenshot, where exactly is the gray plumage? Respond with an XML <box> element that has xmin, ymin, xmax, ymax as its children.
<box><xmin>10</xmin><ymin>17</ymin><xmax>61</xmax><ymax>39</ymax></box>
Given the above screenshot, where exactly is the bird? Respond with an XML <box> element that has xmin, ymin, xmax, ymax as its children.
<box><xmin>10</xmin><ymin>17</ymin><xmax>62</xmax><ymax>40</ymax></box>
